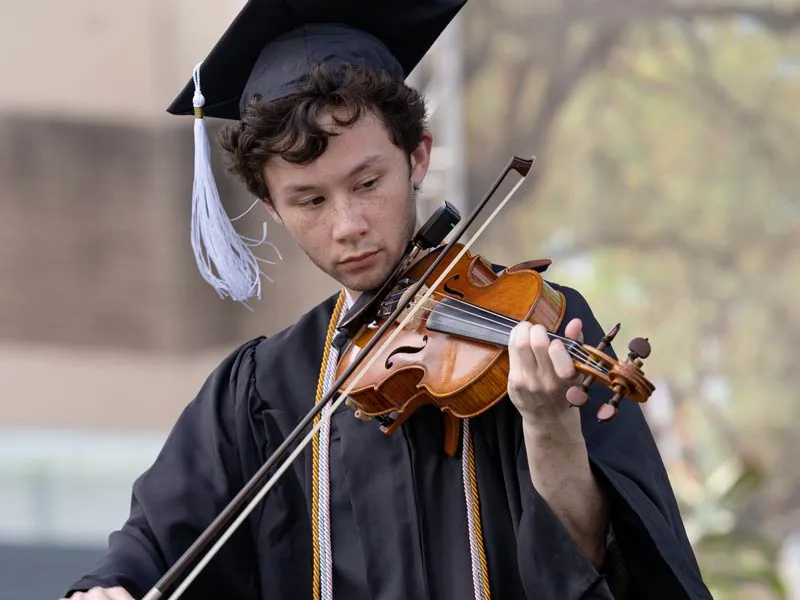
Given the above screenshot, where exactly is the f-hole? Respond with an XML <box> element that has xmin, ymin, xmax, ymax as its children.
<box><xmin>443</xmin><ymin>275</ymin><xmax>464</xmax><ymax>298</ymax></box>
<box><xmin>385</xmin><ymin>335</ymin><xmax>428</xmax><ymax>368</ymax></box>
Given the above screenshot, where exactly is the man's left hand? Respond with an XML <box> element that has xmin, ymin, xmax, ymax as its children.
<box><xmin>508</xmin><ymin>317</ymin><xmax>610</xmax><ymax>568</ymax></box>
<box><xmin>507</xmin><ymin>318</ymin><xmax>584</xmax><ymax>428</ymax></box>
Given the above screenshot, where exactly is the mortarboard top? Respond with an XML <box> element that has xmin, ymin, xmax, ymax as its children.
<box><xmin>167</xmin><ymin>0</ymin><xmax>468</xmax><ymax>121</ymax></box>
<box><xmin>169</xmin><ymin>0</ymin><xmax>468</xmax><ymax>305</ymax></box>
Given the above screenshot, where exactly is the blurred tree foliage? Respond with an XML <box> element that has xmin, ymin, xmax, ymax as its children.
<box><xmin>459</xmin><ymin>1</ymin><xmax>800</xmax><ymax>597</ymax></box>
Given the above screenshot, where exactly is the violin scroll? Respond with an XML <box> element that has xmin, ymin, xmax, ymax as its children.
<box><xmin>566</xmin><ymin>323</ymin><xmax>655</xmax><ymax>422</ymax></box>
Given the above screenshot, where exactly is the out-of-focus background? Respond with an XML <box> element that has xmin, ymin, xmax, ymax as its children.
<box><xmin>0</xmin><ymin>0</ymin><xmax>796</xmax><ymax>598</ymax></box>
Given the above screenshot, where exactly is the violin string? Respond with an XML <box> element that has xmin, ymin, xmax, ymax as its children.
<box><xmin>394</xmin><ymin>298</ymin><xmax>604</xmax><ymax>372</ymax></box>
<box><xmin>428</xmin><ymin>303</ymin><xmax>609</xmax><ymax>375</ymax></box>
<box><xmin>383</xmin><ymin>287</ymin><xmax>564</xmax><ymax>341</ymax></box>
<box><xmin>378</xmin><ymin>301</ymin><xmax>608</xmax><ymax>376</ymax></box>
<box><xmin>384</xmin><ymin>287</ymin><xmax>514</xmax><ymax>327</ymax></box>
<box><xmin>379</xmin><ymin>289</ymin><xmax>606</xmax><ymax>371</ymax></box>
<box><xmin>384</xmin><ymin>289</ymin><xmax>519</xmax><ymax>329</ymax></box>
<box><xmin>384</xmin><ymin>289</ymin><xmax>522</xmax><ymax>335</ymax></box>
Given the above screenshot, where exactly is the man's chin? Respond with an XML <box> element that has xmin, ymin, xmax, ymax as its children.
<box><xmin>336</xmin><ymin>268</ymin><xmax>393</xmax><ymax>293</ymax></box>
<box><xmin>341</xmin><ymin>276</ymin><xmax>386</xmax><ymax>293</ymax></box>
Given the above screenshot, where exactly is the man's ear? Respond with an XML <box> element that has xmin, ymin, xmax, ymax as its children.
<box><xmin>263</xmin><ymin>198</ymin><xmax>283</xmax><ymax>225</ymax></box>
<box><xmin>410</xmin><ymin>130</ymin><xmax>434</xmax><ymax>189</ymax></box>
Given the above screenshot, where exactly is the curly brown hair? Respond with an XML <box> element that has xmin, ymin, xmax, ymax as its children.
<box><xmin>218</xmin><ymin>64</ymin><xmax>428</xmax><ymax>202</ymax></box>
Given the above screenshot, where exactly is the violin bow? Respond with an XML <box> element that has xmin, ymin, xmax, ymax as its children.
<box><xmin>142</xmin><ymin>155</ymin><xmax>535</xmax><ymax>600</ymax></box>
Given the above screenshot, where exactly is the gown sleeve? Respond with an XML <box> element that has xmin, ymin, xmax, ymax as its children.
<box><xmin>514</xmin><ymin>285</ymin><xmax>712</xmax><ymax>600</ymax></box>
<box><xmin>64</xmin><ymin>339</ymin><xmax>265</xmax><ymax>600</ymax></box>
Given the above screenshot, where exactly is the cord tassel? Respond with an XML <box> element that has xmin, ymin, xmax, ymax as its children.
<box><xmin>190</xmin><ymin>62</ymin><xmax>276</xmax><ymax>303</ymax></box>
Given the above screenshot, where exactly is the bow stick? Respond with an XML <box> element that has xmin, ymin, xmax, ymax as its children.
<box><xmin>143</xmin><ymin>155</ymin><xmax>535</xmax><ymax>600</ymax></box>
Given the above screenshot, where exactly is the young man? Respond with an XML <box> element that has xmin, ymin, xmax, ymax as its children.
<box><xmin>62</xmin><ymin>1</ymin><xmax>712</xmax><ymax>599</ymax></box>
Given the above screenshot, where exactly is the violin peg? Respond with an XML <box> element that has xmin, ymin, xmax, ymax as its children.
<box><xmin>628</xmin><ymin>337</ymin><xmax>651</xmax><ymax>359</ymax></box>
<box><xmin>597</xmin><ymin>392</ymin><xmax>623</xmax><ymax>422</ymax></box>
<box><xmin>566</xmin><ymin>385</ymin><xmax>588</xmax><ymax>407</ymax></box>
<box><xmin>606</xmin><ymin>323</ymin><xmax>621</xmax><ymax>341</ymax></box>
<box><xmin>597</xmin><ymin>403</ymin><xmax>618</xmax><ymax>422</ymax></box>
<box><xmin>596</xmin><ymin>323</ymin><xmax>621</xmax><ymax>352</ymax></box>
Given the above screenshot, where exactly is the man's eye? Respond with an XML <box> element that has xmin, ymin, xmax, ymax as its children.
<box><xmin>359</xmin><ymin>177</ymin><xmax>379</xmax><ymax>189</ymax></box>
<box><xmin>303</xmin><ymin>196</ymin><xmax>325</xmax><ymax>207</ymax></box>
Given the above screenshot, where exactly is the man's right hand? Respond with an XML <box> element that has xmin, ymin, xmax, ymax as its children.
<box><xmin>60</xmin><ymin>587</ymin><xmax>135</xmax><ymax>600</ymax></box>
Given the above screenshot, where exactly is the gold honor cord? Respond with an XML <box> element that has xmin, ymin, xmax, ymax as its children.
<box><xmin>311</xmin><ymin>290</ymin><xmax>347</xmax><ymax>600</ymax></box>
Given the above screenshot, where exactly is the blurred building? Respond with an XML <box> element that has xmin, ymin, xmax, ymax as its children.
<box><xmin>0</xmin><ymin>1</ymin><xmax>465</xmax><ymax>597</ymax></box>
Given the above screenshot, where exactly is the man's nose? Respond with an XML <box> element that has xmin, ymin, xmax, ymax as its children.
<box><xmin>332</xmin><ymin>198</ymin><xmax>369</xmax><ymax>241</ymax></box>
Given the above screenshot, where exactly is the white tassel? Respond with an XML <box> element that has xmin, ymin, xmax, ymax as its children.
<box><xmin>189</xmin><ymin>62</ymin><xmax>281</xmax><ymax>303</ymax></box>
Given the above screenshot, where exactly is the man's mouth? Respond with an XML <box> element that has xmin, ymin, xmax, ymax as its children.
<box><xmin>339</xmin><ymin>250</ymin><xmax>380</xmax><ymax>269</ymax></box>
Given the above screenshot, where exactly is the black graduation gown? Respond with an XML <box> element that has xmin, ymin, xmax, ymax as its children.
<box><xmin>66</xmin><ymin>283</ymin><xmax>712</xmax><ymax>600</ymax></box>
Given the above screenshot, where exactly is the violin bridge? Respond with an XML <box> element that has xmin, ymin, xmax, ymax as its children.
<box><xmin>397</xmin><ymin>285</ymin><xmax>436</xmax><ymax>329</ymax></box>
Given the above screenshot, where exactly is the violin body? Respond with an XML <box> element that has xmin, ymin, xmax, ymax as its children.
<box><xmin>336</xmin><ymin>244</ymin><xmax>566</xmax><ymax>455</ymax></box>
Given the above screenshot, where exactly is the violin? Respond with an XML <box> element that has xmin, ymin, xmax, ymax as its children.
<box><xmin>336</xmin><ymin>242</ymin><xmax>655</xmax><ymax>457</ymax></box>
<box><xmin>141</xmin><ymin>155</ymin><xmax>655</xmax><ymax>600</ymax></box>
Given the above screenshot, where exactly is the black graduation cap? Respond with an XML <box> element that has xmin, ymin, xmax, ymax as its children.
<box><xmin>171</xmin><ymin>0</ymin><xmax>467</xmax><ymax>305</ymax></box>
<box><xmin>167</xmin><ymin>0</ymin><xmax>468</xmax><ymax>121</ymax></box>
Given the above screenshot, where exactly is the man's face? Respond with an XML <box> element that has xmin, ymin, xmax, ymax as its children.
<box><xmin>263</xmin><ymin>110</ymin><xmax>432</xmax><ymax>295</ymax></box>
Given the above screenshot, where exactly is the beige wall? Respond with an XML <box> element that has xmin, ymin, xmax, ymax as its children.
<box><xmin>0</xmin><ymin>0</ymin><xmax>343</xmax><ymax>432</ymax></box>
<box><xmin>0</xmin><ymin>113</ymin><xmax>339</xmax><ymax>430</ymax></box>
<box><xmin>0</xmin><ymin>343</ymin><xmax>221</xmax><ymax>430</ymax></box>
<box><xmin>0</xmin><ymin>0</ymin><xmax>246</xmax><ymax>123</ymax></box>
